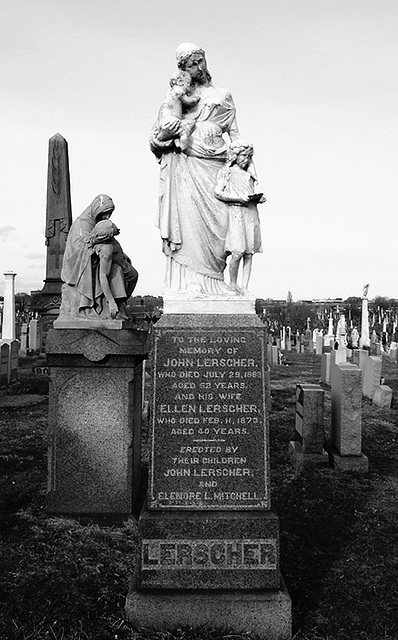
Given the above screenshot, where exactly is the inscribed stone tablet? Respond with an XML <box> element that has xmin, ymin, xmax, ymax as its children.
<box><xmin>149</xmin><ymin>315</ymin><xmax>270</xmax><ymax>510</ymax></box>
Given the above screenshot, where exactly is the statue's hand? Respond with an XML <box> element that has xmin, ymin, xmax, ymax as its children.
<box><xmin>108</xmin><ymin>300</ymin><xmax>119</xmax><ymax>318</ymax></box>
<box><xmin>159</xmin><ymin>118</ymin><xmax>180</xmax><ymax>139</ymax></box>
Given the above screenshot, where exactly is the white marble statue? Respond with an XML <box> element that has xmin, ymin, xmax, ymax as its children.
<box><xmin>150</xmin><ymin>43</ymin><xmax>248</xmax><ymax>299</ymax></box>
<box><xmin>214</xmin><ymin>139</ymin><xmax>265</xmax><ymax>294</ymax></box>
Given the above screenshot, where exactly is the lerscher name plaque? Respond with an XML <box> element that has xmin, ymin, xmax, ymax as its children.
<box><xmin>149</xmin><ymin>317</ymin><xmax>270</xmax><ymax>510</ymax></box>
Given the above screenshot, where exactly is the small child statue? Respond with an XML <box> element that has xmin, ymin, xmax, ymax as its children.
<box><xmin>215</xmin><ymin>139</ymin><xmax>266</xmax><ymax>294</ymax></box>
<box><xmin>155</xmin><ymin>70</ymin><xmax>199</xmax><ymax>150</ymax></box>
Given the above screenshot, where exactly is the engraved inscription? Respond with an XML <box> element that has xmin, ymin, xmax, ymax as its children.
<box><xmin>142</xmin><ymin>538</ymin><xmax>277</xmax><ymax>570</ymax></box>
<box><xmin>150</xmin><ymin>328</ymin><xmax>269</xmax><ymax>510</ymax></box>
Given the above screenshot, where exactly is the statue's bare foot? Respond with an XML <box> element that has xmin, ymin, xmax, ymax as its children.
<box><xmin>117</xmin><ymin>302</ymin><xmax>129</xmax><ymax>320</ymax></box>
<box><xmin>240</xmin><ymin>287</ymin><xmax>250</xmax><ymax>296</ymax></box>
<box><xmin>228</xmin><ymin>283</ymin><xmax>240</xmax><ymax>295</ymax></box>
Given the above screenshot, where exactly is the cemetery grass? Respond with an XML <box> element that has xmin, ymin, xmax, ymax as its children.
<box><xmin>0</xmin><ymin>356</ymin><xmax>397</xmax><ymax>639</ymax></box>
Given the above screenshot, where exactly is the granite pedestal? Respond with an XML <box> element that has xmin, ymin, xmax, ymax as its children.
<box><xmin>126</xmin><ymin>314</ymin><xmax>291</xmax><ymax>639</ymax></box>
<box><xmin>46</xmin><ymin>327</ymin><xmax>150</xmax><ymax>517</ymax></box>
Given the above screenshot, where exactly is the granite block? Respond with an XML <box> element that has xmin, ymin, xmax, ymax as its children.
<box><xmin>294</xmin><ymin>383</ymin><xmax>324</xmax><ymax>454</ymax></box>
<box><xmin>288</xmin><ymin>440</ymin><xmax>329</xmax><ymax>473</ymax></box>
<box><xmin>149</xmin><ymin>315</ymin><xmax>270</xmax><ymax>511</ymax></box>
<box><xmin>372</xmin><ymin>385</ymin><xmax>392</xmax><ymax>408</ymax></box>
<box><xmin>46</xmin><ymin>328</ymin><xmax>149</xmax><ymax>516</ymax></box>
<box><xmin>138</xmin><ymin>505</ymin><xmax>280</xmax><ymax>590</ymax></box>
<box><xmin>126</xmin><ymin>572</ymin><xmax>292</xmax><ymax>640</ymax></box>
<box><xmin>331</xmin><ymin>363</ymin><xmax>362</xmax><ymax>456</ymax></box>
<box><xmin>326</xmin><ymin>444</ymin><xmax>369</xmax><ymax>473</ymax></box>
<box><xmin>362</xmin><ymin>356</ymin><xmax>382</xmax><ymax>400</ymax></box>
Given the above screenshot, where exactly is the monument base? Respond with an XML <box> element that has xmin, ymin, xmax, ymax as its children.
<box><xmin>126</xmin><ymin>572</ymin><xmax>292</xmax><ymax>640</ymax></box>
<box><xmin>137</xmin><ymin>504</ymin><xmax>280</xmax><ymax>590</ymax></box>
<box><xmin>45</xmin><ymin>327</ymin><xmax>150</xmax><ymax>516</ymax></box>
<box><xmin>325</xmin><ymin>444</ymin><xmax>369</xmax><ymax>473</ymax></box>
<box><xmin>288</xmin><ymin>441</ymin><xmax>329</xmax><ymax>473</ymax></box>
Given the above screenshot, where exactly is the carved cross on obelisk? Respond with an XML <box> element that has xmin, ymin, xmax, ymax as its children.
<box><xmin>41</xmin><ymin>133</ymin><xmax>72</xmax><ymax>296</ymax></box>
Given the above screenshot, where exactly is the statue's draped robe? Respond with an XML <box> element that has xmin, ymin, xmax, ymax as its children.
<box><xmin>61</xmin><ymin>196</ymin><xmax>127</xmax><ymax>313</ymax></box>
<box><xmin>151</xmin><ymin>85</ymin><xmax>238</xmax><ymax>295</ymax></box>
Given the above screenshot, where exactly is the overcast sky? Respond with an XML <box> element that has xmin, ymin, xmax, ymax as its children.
<box><xmin>1</xmin><ymin>0</ymin><xmax>398</xmax><ymax>302</ymax></box>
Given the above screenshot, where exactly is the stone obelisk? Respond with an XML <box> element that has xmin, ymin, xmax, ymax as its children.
<box><xmin>31</xmin><ymin>133</ymin><xmax>73</xmax><ymax>348</ymax></box>
<box><xmin>1</xmin><ymin>271</ymin><xmax>17</xmax><ymax>340</ymax></box>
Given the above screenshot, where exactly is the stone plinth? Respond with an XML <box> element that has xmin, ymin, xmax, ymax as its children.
<box><xmin>46</xmin><ymin>327</ymin><xmax>150</xmax><ymax>516</ymax></box>
<box><xmin>289</xmin><ymin>384</ymin><xmax>327</xmax><ymax>472</ymax></box>
<box><xmin>127</xmin><ymin>314</ymin><xmax>291</xmax><ymax>638</ymax></box>
<box><xmin>126</xmin><ymin>573</ymin><xmax>292</xmax><ymax>640</ymax></box>
<box><xmin>327</xmin><ymin>362</ymin><xmax>368</xmax><ymax>473</ymax></box>
<box><xmin>362</xmin><ymin>356</ymin><xmax>382</xmax><ymax>400</ymax></box>
<box><xmin>138</xmin><ymin>506</ymin><xmax>280</xmax><ymax>590</ymax></box>
<box><xmin>373</xmin><ymin>385</ymin><xmax>392</xmax><ymax>408</ymax></box>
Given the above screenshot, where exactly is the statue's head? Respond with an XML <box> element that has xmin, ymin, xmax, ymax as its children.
<box><xmin>228</xmin><ymin>139</ymin><xmax>254</xmax><ymax>169</ymax></box>
<box><xmin>91</xmin><ymin>194</ymin><xmax>115</xmax><ymax>222</ymax></box>
<box><xmin>169</xmin><ymin>70</ymin><xmax>193</xmax><ymax>92</ymax></box>
<box><xmin>176</xmin><ymin>42</ymin><xmax>211</xmax><ymax>84</ymax></box>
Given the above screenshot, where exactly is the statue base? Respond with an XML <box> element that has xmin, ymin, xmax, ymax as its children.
<box><xmin>163</xmin><ymin>295</ymin><xmax>256</xmax><ymax>315</ymax></box>
<box><xmin>53</xmin><ymin>317</ymin><xmax>135</xmax><ymax>330</ymax></box>
<box><xmin>45</xmin><ymin>327</ymin><xmax>150</xmax><ymax>517</ymax></box>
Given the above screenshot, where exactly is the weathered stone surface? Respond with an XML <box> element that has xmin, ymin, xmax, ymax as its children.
<box><xmin>46</xmin><ymin>328</ymin><xmax>149</xmax><ymax>516</ymax></box>
<box><xmin>288</xmin><ymin>441</ymin><xmax>328</xmax><ymax>473</ymax></box>
<box><xmin>138</xmin><ymin>506</ymin><xmax>280</xmax><ymax>590</ymax></box>
<box><xmin>149</xmin><ymin>314</ymin><xmax>270</xmax><ymax>511</ymax></box>
<box><xmin>352</xmin><ymin>348</ymin><xmax>369</xmax><ymax>372</ymax></box>
<box><xmin>294</xmin><ymin>384</ymin><xmax>324</xmax><ymax>454</ymax></box>
<box><xmin>126</xmin><ymin>573</ymin><xmax>292</xmax><ymax>640</ymax></box>
<box><xmin>331</xmin><ymin>363</ymin><xmax>362</xmax><ymax>456</ymax></box>
<box><xmin>372</xmin><ymin>384</ymin><xmax>392</xmax><ymax>408</ymax></box>
<box><xmin>327</xmin><ymin>445</ymin><xmax>369</xmax><ymax>473</ymax></box>
<box><xmin>362</xmin><ymin>356</ymin><xmax>382</xmax><ymax>400</ymax></box>
<box><xmin>42</xmin><ymin>133</ymin><xmax>72</xmax><ymax>293</ymax></box>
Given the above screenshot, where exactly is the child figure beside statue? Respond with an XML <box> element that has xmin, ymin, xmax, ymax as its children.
<box><xmin>215</xmin><ymin>139</ymin><xmax>266</xmax><ymax>295</ymax></box>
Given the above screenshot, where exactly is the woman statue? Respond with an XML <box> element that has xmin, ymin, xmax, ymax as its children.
<box><xmin>150</xmin><ymin>43</ymin><xmax>241</xmax><ymax>297</ymax></box>
<box><xmin>59</xmin><ymin>194</ymin><xmax>138</xmax><ymax>321</ymax></box>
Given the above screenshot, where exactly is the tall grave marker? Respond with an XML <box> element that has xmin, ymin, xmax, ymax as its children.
<box><xmin>127</xmin><ymin>41</ymin><xmax>291</xmax><ymax>640</ymax></box>
<box><xmin>31</xmin><ymin>133</ymin><xmax>72</xmax><ymax>347</ymax></box>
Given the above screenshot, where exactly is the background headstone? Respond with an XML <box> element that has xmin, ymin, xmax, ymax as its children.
<box><xmin>362</xmin><ymin>356</ymin><xmax>382</xmax><ymax>400</ymax></box>
<box><xmin>289</xmin><ymin>383</ymin><xmax>327</xmax><ymax>471</ymax></box>
<box><xmin>327</xmin><ymin>362</ymin><xmax>368</xmax><ymax>472</ymax></box>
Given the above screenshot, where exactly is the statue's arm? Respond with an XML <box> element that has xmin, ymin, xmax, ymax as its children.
<box><xmin>214</xmin><ymin>168</ymin><xmax>249</xmax><ymax>204</ymax></box>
